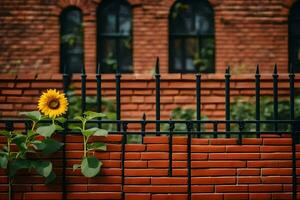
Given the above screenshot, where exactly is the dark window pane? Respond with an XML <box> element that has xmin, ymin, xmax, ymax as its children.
<box><xmin>173</xmin><ymin>39</ymin><xmax>182</xmax><ymax>70</ymax></box>
<box><xmin>103</xmin><ymin>13</ymin><xmax>117</xmax><ymax>33</ymax></box>
<box><xmin>169</xmin><ymin>0</ymin><xmax>214</xmax><ymax>73</ymax></box>
<box><xmin>119</xmin><ymin>38</ymin><xmax>132</xmax><ymax>71</ymax></box>
<box><xmin>102</xmin><ymin>39</ymin><xmax>117</xmax><ymax>72</ymax></box>
<box><xmin>98</xmin><ymin>0</ymin><xmax>132</xmax><ymax>73</ymax></box>
<box><xmin>60</xmin><ymin>7</ymin><xmax>84</xmax><ymax>74</ymax></box>
<box><xmin>185</xmin><ymin>37</ymin><xmax>199</xmax><ymax>71</ymax></box>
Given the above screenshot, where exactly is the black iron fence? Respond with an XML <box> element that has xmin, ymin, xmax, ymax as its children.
<box><xmin>0</xmin><ymin>58</ymin><xmax>299</xmax><ymax>200</ymax></box>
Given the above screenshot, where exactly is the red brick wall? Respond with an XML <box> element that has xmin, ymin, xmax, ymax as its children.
<box><xmin>1</xmin><ymin>135</ymin><xmax>299</xmax><ymax>200</ymax></box>
<box><xmin>0</xmin><ymin>0</ymin><xmax>296</xmax><ymax>74</ymax></box>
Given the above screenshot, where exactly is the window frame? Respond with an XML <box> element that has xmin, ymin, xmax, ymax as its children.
<box><xmin>97</xmin><ymin>0</ymin><xmax>133</xmax><ymax>74</ymax></box>
<box><xmin>169</xmin><ymin>0</ymin><xmax>215</xmax><ymax>73</ymax></box>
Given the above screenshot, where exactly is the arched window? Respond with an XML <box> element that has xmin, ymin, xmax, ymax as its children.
<box><xmin>289</xmin><ymin>1</ymin><xmax>300</xmax><ymax>73</ymax></box>
<box><xmin>97</xmin><ymin>0</ymin><xmax>132</xmax><ymax>73</ymax></box>
<box><xmin>60</xmin><ymin>7</ymin><xmax>84</xmax><ymax>74</ymax></box>
<box><xmin>169</xmin><ymin>0</ymin><xmax>215</xmax><ymax>73</ymax></box>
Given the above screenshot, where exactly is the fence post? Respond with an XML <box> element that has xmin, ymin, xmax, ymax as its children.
<box><xmin>289</xmin><ymin>64</ymin><xmax>297</xmax><ymax>200</ymax></box>
<box><xmin>255</xmin><ymin>65</ymin><xmax>261</xmax><ymax>138</ymax></box>
<box><xmin>121</xmin><ymin>122</ymin><xmax>128</xmax><ymax>200</ymax></box>
<box><xmin>225</xmin><ymin>66</ymin><xmax>231</xmax><ymax>138</ymax></box>
<box><xmin>273</xmin><ymin>64</ymin><xmax>278</xmax><ymax>132</ymax></box>
<box><xmin>96</xmin><ymin>63</ymin><xmax>102</xmax><ymax>128</ymax></box>
<box><xmin>196</xmin><ymin>73</ymin><xmax>201</xmax><ymax>137</ymax></box>
<box><xmin>116</xmin><ymin>67</ymin><xmax>122</xmax><ymax>132</ymax></box>
<box><xmin>155</xmin><ymin>57</ymin><xmax>161</xmax><ymax>136</ymax></box>
<box><xmin>186</xmin><ymin>121</ymin><xmax>193</xmax><ymax>200</ymax></box>
<box><xmin>168</xmin><ymin>119</ymin><xmax>175</xmax><ymax>177</ymax></box>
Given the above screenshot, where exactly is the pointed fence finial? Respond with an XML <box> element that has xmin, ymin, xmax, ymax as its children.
<box><xmin>256</xmin><ymin>64</ymin><xmax>260</xmax><ymax>74</ymax></box>
<box><xmin>273</xmin><ymin>64</ymin><xmax>278</xmax><ymax>75</ymax></box>
<box><xmin>289</xmin><ymin>63</ymin><xmax>294</xmax><ymax>74</ymax></box>
<box><xmin>82</xmin><ymin>65</ymin><xmax>86</xmax><ymax>75</ymax></box>
<box><xmin>97</xmin><ymin>63</ymin><xmax>101</xmax><ymax>74</ymax></box>
<box><xmin>155</xmin><ymin>57</ymin><xmax>160</xmax><ymax>74</ymax></box>
<box><xmin>63</xmin><ymin>64</ymin><xmax>68</xmax><ymax>74</ymax></box>
<box><xmin>225</xmin><ymin>65</ymin><xmax>230</xmax><ymax>74</ymax></box>
<box><xmin>142</xmin><ymin>113</ymin><xmax>146</xmax><ymax>121</ymax></box>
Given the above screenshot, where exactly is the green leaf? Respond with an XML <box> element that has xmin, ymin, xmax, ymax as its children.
<box><xmin>36</xmin><ymin>124</ymin><xmax>56</xmax><ymax>138</ymax></box>
<box><xmin>0</xmin><ymin>130</ymin><xmax>10</xmax><ymax>138</ymax></box>
<box><xmin>73</xmin><ymin>164</ymin><xmax>80</xmax><ymax>171</ymax></box>
<box><xmin>12</xmin><ymin>135</ymin><xmax>27</xmax><ymax>151</ymax></box>
<box><xmin>41</xmin><ymin>138</ymin><xmax>63</xmax><ymax>155</ymax></box>
<box><xmin>0</xmin><ymin>155</ymin><xmax>8</xmax><ymax>169</ymax></box>
<box><xmin>74</xmin><ymin>116</ymin><xmax>84</xmax><ymax>122</ymax></box>
<box><xmin>31</xmin><ymin>160</ymin><xmax>52</xmax><ymax>178</ymax></box>
<box><xmin>84</xmin><ymin>111</ymin><xmax>106</xmax><ymax>121</ymax></box>
<box><xmin>31</xmin><ymin>140</ymin><xmax>46</xmax><ymax>151</ymax></box>
<box><xmin>81</xmin><ymin>156</ymin><xmax>102</xmax><ymax>178</ymax></box>
<box><xmin>83</xmin><ymin>127</ymin><xmax>108</xmax><ymax>137</ymax></box>
<box><xmin>27</xmin><ymin>130</ymin><xmax>37</xmax><ymax>138</ymax></box>
<box><xmin>20</xmin><ymin>111</ymin><xmax>41</xmax><ymax>122</ymax></box>
<box><xmin>45</xmin><ymin>171</ymin><xmax>56</xmax><ymax>184</ymax></box>
<box><xmin>55</xmin><ymin>125</ymin><xmax>64</xmax><ymax>131</ymax></box>
<box><xmin>55</xmin><ymin>117</ymin><xmax>66</xmax><ymax>123</ymax></box>
<box><xmin>9</xmin><ymin>160</ymin><xmax>31</xmax><ymax>177</ymax></box>
<box><xmin>87</xmin><ymin>142</ymin><xmax>106</xmax><ymax>151</ymax></box>
<box><xmin>69</xmin><ymin>125</ymin><xmax>82</xmax><ymax>131</ymax></box>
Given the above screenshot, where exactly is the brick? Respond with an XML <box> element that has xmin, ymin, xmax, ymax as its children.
<box><xmin>192</xmin><ymin>177</ymin><xmax>236</xmax><ymax>185</ymax></box>
<box><xmin>141</xmin><ymin>152</ymin><xmax>169</xmax><ymax>160</ymax></box>
<box><xmin>125</xmin><ymin>177</ymin><xmax>150</xmax><ymax>185</ymax></box>
<box><xmin>124</xmin><ymin>169</ymin><xmax>168</xmax><ymax>176</ymax></box>
<box><xmin>192</xmin><ymin>161</ymin><xmax>246</xmax><ymax>168</ymax></box>
<box><xmin>209</xmin><ymin>153</ymin><xmax>259</xmax><ymax>160</ymax></box>
<box><xmin>249</xmin><ymin>184</ymin><xmax>283</xmax><ymax>192</ymax></box>
<box><xmin>249</xmin><ymin>193</ymin><xmax>272</xmax><ymax>200</ymax></box>
<box><xmin>152</xmin><ymin>194</ymin><xmax>188</xmax><ymax>200</ymax></box>
<box><xmin>125</xmin><ymin>193</ymin><xmax>150</xmax><ymax>200</ymax></box>
<box><xmin>123</xmin><ymin>185</ymin><xmax>187</xmax><ymax>193</ymax></box>
<box><xmin>247</xmin><ymin>161</ymin><xmax>292</xmax><ymax>168</ymax></box>
<box><xmin>224</xmin><ymin>193</ymin><xmax>248</xmax><ymax>200</ymax></box>
<box><xmin>216</xmin><ymin>185</ymin><xmax>248</xmax><ymax>193</ymax></box>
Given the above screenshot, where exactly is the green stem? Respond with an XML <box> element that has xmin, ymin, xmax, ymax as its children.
<box><xmin>82</xmin><ymin>120</ymin><xmax>87</xmax><ymax>157</ymax></box>
<box><xmin>83</xmin><ymin>136</ymin><xmax>87</xmax><ymax>157</ymax></box>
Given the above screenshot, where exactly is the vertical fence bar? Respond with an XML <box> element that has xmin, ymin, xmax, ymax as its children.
<box><xmin>116</xmin><ymin>67</ymin><xmax>122</xmax><ymax>132</ymax></box>
<box><xmin>141</xmin><ymin>113</ymin><xmax>146</xmax><ymax>143</ymax></box>
<box><xmin>289</xmin><ymin>64</ymin><xmax>297</xmax><ymax>200</ymax></box>
<box><xmin>196</xmin><ymin>73</ymin><xmax>201</xmax><ymax>137</ymax></box>
<box><xmin>273</xmin><ymin>64</ymin><xmax>278</xmax><ymax>132</ymax></box>
<box><xmin>96</xmin><ymin>63</ymin><xmax>102</xmax><ymax>128</ymax></box>
<box><xmin>121</xmin><ymin>122</ymin><xmax>128</xmax><ymax>200</ymax></box>
<box><xmin>155</xmin><ymin>57</ymin><xmax>161</xmax><ymax>136</ymax></box>
<box><xmin>62</xmin><ymin>67</ymin><xmax>69</xmax><ymax>200</ymax></box>
<box><xmin>255</xmin><ymin>65</ymin><xmax>261</xmax><ymax>138</ymax></box>
<box><xmin>238</xmin><ymin>121</ymin><xmax>244</xmax><ymax>145</ymax></box>
<box><xmin>213</xmin><ymin>122</ymin><xmax>218</xmax><ymax>138</ymax></box>
<box><xmin>186</xmin><ymin>122</ymin><xmax>193</xmax><ymax>200</ymax></box>
<box><xmin>225</xmin><ymin>66</ymin><xmax>231</xmax><ymax>138</ymax></box>
<box><xmin>81</xmin><ymin>65</ymin><xmax>87</xmax><ymax>114</ymax></box>
<box><xmin>168</xmin><ymin>119</ymin><xmax>175</xmax><ymax>177</ymax></box>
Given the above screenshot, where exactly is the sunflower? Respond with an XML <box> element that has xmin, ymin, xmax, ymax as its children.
<box><xmin>38</xmin><ymin>89</ymin><xmax>68</xmax><ymax>119</ymax></box>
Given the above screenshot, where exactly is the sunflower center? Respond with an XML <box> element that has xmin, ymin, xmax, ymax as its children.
<box><xmin>48</xmin><ymin>99</ymin><xmax>60</xmax><ymax>109</ymax></box>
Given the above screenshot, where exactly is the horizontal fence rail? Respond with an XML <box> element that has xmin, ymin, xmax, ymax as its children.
<box><xmin>0</xmin><ymin>59</ymin><xmax>299</xmax><ymax>200</ymax></box>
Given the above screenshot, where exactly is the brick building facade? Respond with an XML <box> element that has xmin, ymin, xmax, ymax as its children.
<box><xmin>0</xmin><ymin>0</ymin><xmax>298</xmax><ymax>75</ymax></box>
